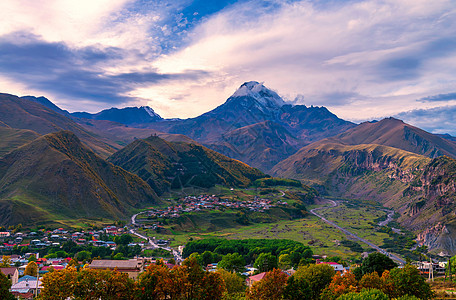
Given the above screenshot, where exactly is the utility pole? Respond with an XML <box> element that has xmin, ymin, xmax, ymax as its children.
<box><xmin>429</xmin><ymin>257</ymin><xmax>433</xmax><ymax>282</ymax></box>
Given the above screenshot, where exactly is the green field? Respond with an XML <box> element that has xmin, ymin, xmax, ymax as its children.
<box><xmin>133</xmin><ymin>186</ymin><xmax>408</xmax><ymax>261</ymax></box>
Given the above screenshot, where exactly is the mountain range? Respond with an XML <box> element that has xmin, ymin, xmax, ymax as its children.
<box><xmin>1</xmin><ymin>82</ymin><xmax>456</xmax><ymax>254</ymax></box>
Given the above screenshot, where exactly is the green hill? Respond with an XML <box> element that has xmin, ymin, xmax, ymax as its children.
<box><xmin>108</xmin><ymin>135</ymin><xmax>267</xmax><ymax>195</ymax></box>
<box><xmin>0</xmin><ymin>131</ymin><xmax>159</xmax><ymax>227</ymax></box>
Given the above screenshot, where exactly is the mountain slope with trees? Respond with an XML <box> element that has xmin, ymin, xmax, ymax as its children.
<box><xmin>0</xmin><ymin>131</ymin><xmax>159</xmax><ymax>226</ymax></box>
<box><xmin>108</xmin><ymin>135</ymin><xmax>267</xmax><ymax>195</ymax></box>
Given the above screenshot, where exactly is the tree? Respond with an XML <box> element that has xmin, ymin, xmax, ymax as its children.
<box><xmin>217</xmin><ymin>269</ymin><xmax>246</xmax><ymax>295</ymax></box>
<box><xmin>254</xmin><ymin>253</ymin><xmax>277</xmax><ymax>273</ymax></box>
<box><xmin>336</xmin><ymin>288</ymin><xmax>389</xmax><ymax>300</ymax></box>
<box><xmin>182</xmin><ymin>257</ymin><xmax>226</xmax><ymax>300</ymax></box>
<box><xmin>39</xmin><ymin>267</ymin><xmax>78</xmax><ymax>300</ymax></box>
<box><xmin>389</xmin><ymin>265</ymin><xmax>434</xmax><ymax>299</ymax></box>
<box><xmin>283</xmin><ymin>275</ymin><xmax>312</xmax><ymax>300</ymax></box>
<box><xmin>219</xmin><ymin>253</ymin><xmax>246</xmax><ymax>273</ymax></box>
<box><xmin>113</xmin><ymin>253</ymin><xmax>124</xmax><ymax>260</ymax></box>
<box><xmin>293</xmin><ymin>263</ymin><xmax>335</xmax><ymax>300</ymax></box>
<box><xmin>353</xmin><ymin>253</ymin><xmax>396</xmax><ymax>280</ymax></box>
<box><xmin>75</xmin><ymin>250</ymin><xmax>92</xmax><ymax>262</ymax></box>
<box><xmin>359</xmin><ymin>271</ymin><xmax>383</xmax><ymax>291</ymax></box>
<box><xmin>28</xmin><ymin>254</ymin><xmax>37</xmax><ymax>262</ymax></box>
<box><xmin>246</xmin><ymin>269</ymin><xmax>288</xmax><ymax>300</ymax></box>
<box><xmin>75</xmin><ymin>268</ymin><xmax>135</xmax><ymax>300</ymax></box>
<box><xmin>24</xmin><ymin>261</ymin><xmax>38</xmax><ymax>276</ymax></box>
<box><xmin>68</xmin><ymin>258</ymin><xmax>80</xmax><ymax>268</ymax></box>
<box><xmin>114</xmin><ymin>234</ymin><xmax>133</xmax><ymax>245</ymax></box>
<box><xmin>321</xmin><ymin>272</ymin><xmax>359</xmax><ymax>300</ymax></box>
<box><xmin>0</xmin><ymin>255</ymin><xmax>11</xmax><ymax>267</ymax></box>
<box><xmin>278</xmin><ymin>254</ymin><xmax>292</xmax><ymax>270</ymax></box>
<box><xmin>0</xmin><ymin>271</ymin><xmax>15</xmax><ymax>300</ymax></box>
<box><xmin>136</xmin><ymin>261</ymin><xmax>172</xmax><ymax>300</ymax></box>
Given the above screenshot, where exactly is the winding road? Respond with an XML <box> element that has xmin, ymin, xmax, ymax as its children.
<box><xmin>310</xmin><ymin>200</ymin><xmax>406</xmax><ymax>265</ymax></box>
<box><xmin>130</xmin><ymin>212</ymin><xmax>183</xmax><ymax>264</ymax></box>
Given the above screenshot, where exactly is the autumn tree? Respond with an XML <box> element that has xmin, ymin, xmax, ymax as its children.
<box><xmin>0</xmin><ymin>271</ymin><xmax>15</xmax><ymax>300</ymax></box>
<box><xmin>321</xmin><ymin>272</ymin><xmax>359</xmax><ymax>299</ymax></box>
<box><xmin>75</xmin><ymin>268</ymin><xmax>135</xmax><ymax>300</ymax></box>
<box><xmin>0</xmin><ymin>255</ymin><xmax>11</xmax><ymax>267</ymax></box>
<box><xmin>293</xmin><ymin>263</ymin><xmax>335</xmax><ymax>300</ymax></box>
<box><xmin>40</xmin><ymin>266</ymin><xmax>135</xmax><ymax>300</ymax></box>
<box><xmin>353</xmin><ymin>253</ymin><xmax>396</xmax><ymax>280</ymax></box>
<box><xmin>217</xmin><ymin>269</ymin><xmax>246</xmax><ymax>296</ymax></box>
<box><xmin>24</xmin><ymin>261</ymin><xmax>38</xmax><ymax>276</ymax></box>
<box><xmin>254</xmin><ymin>253</ymin><xmax>277</xmax><ymax>273</ymax></box>
<box><xmin>136</xmin><ymin>261</ymin><xmax>173</xmax><ymax>300</ymax></box>
<box><xmin>39</xmin><ymin>267</ymin><xmax>78</xmax><ymax>300</ymax></box>
<box><xmin>359</xmin><ymin>271</ymin><xmax>382</xmax><ymax>291</ymax></box>
<box><xmin>182</xmin><ymin>257</ymin><xmax>226</xmax><ymax>300</ymax></box>
<box><xmin>246</xmin><ymin>269</ymin><xmax>288</xmax><ymax>300</ymax></box>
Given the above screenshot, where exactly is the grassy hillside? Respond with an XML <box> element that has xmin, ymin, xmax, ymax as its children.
<box><xmin>0</xmin><ymin>126</ymin><xmax>40</xmax><ymax>157</ymax></box>
<box><xmin>207</xmin><ymin>121</ymin><xmax>301</xmax><ymax>171</ymax></box>
<box><xmin>0</xmin><ymin>93</ymin><xmax>120</xmax><ymax>158</ymax></box>
<box><xmin>327</xmin><ymin>117</ymin><xmax>456</xmax><ymax>159</ymax></box>
<box><xmin>0</xmin><ymin>131</ymin><xmax>159</xmax><ymax>227</ymax></box>
<box><xmin>108</xmin><ymin>135</ymin><xmax>267</xmax><ymax>195</ymax></box>
<box><xmin>272</xmin><ymin>139</ymin><xmax>456</xmax><ymax>254</ymax></box>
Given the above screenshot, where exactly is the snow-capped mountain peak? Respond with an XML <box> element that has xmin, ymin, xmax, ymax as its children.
<box><xmin>230</xmin><ymin>81</ymin><xmax>286</xmax><ymax>108</ymax></box>
<box><xmin>141</xmin><ymin>106</ymin><xmax>161</xmax><ymax>119</ymax></box>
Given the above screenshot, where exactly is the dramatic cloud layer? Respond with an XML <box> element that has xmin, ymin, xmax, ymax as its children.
<box><xmin>0</xmin><ymin>0</ymin><xmax>455</xmax><ymax>132</ymax></box>
<box><xmin>395</xmin><ymin>105</ymin><xmax>456</xmax><ymax>135</ymax></box>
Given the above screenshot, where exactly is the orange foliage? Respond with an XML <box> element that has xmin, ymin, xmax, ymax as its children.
<box><xmin>246</xmin><ymin>269</ymin><xmax>288</xmax><ymax>300</ymax></box>
<box><xmin>320</xmin><ymin>272</ymin><xmax>359</xmax><ymax>300</ymax></box>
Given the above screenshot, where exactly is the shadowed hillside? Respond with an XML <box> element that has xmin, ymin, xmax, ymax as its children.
<box><xmin>0</xmin><ymin>93</ymin><xmax>120</xmax><ymax>158</ymax></box>
<box><xmin>0</xmin><ymin>126</ymin><xmax>40</xmax><ymax>157</ymax></box>
<box><xmin>0</xmin><ymin>131</ymin><xmax>159</xmax><ymax>226</ymax></box>
<box><xmin>108</xmin><ymin>135</ymin><xmax>267</xmax><ymax>195</ymax></box>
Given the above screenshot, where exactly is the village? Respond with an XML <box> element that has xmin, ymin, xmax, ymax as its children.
<box><xmin>141</xmin><ymin>194</ymin><xmax>287</xmax><ymax>221</ymax></box>
<box><xmin>0</xmin><ymin>222</ymin><xmax>453</xmax><ymax>299</ymax></box>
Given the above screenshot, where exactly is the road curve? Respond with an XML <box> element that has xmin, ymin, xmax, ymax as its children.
<box><xmin>310</xmin><ymin>200</ymin><xmax>406</xmax><ymax>265</ymax></box>
<box><xmin>130</xmin><ymin>212</ymin><xmax>183</xmax><ymax>264</ymax></box>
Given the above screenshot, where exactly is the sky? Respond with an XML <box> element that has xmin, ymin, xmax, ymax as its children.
<box><xmin>0</xmin><ymin>0</ymin><xmax>455</xmax><ymax>134</ymax></box>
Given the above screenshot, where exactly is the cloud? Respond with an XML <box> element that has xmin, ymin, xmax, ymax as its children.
<box><xmin>0</xmin><ymin>0</ymin><xmax>455</xmax><ymax>127</ymax></box>
<box><xmin>419</xmin><ymin>92</ymin><xmax>456</xmax><ymax>102</ymax></box>
<box><xmin>0</xmin><ymin>33</ymin><xmax>208</xmax><ymax>111</ymax></box>
<box><xmin>395</xmin><ymin>105</ymin><xmax>456</xmax><ymax>135</ymax></box>
<box><xmin>148</xmin><ymin>0</ymin><xmax>456</xmax><ymax>119</ymax></box>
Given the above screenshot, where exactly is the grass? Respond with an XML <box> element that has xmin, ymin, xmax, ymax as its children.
<box><xmin>134</xmin><ymin>198</ymin><xmax>402</xmax><ymax>260</ymax></box>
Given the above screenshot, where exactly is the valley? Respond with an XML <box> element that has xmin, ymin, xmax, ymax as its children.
<box><xmin>128</xmin><ymin>185</ymin><xmax>414</xmax><ymax>262</ymax></box>
<box><xmin>1</xmin><ymin>81</ymin><xmax>456</xmax><ymax>261</ymax></box>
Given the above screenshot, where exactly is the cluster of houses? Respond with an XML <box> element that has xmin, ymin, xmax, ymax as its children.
<box><xmin>0</xmin><ymin>256</ymin><xmax>177</xmax><ymax>298</ymax></box>
<box><xmin>143</xmin><ymin>194</ymin><xmax>282</xmax><ymax>221</ymax></box>
<box><xmin>0</xmin><ymin>254</ymin><xmax>70</xmax><ymax>299</ymax></box>
<box><xmin>0</xmin><ymin>226</ymin><xmax>130</xmax><ymax>252</ymax></box>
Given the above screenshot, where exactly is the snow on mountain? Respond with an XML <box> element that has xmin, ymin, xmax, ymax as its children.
<box><xmin>230</xmin><ymin>81</ymin><xmax>286</xmax><ymax>109</ymax></box>
<box><xmin>142</xmin><ymin>106</ymin><xmax>162</xmax><ymax>119</ymax></box>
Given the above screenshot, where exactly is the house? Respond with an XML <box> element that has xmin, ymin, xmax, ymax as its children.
<box><xmin>0</xmin><ymin>267</ymin><xmax>19</xmax><ymax>285</ymax></box>
<box><xmin>88</xmin><ymin>259</ymin><xmax>143</xmax><ymax>280</ymax></box>
<box><xmin>247</xmin><ymin>272</ymin><xmax>267</xmax><ymax>286</ymax></box>
<box><xmin>317</xmin><ymin>261</ymin><xmax>345</xmax><ymax>273</ymax></box>
<box><xmin>0</xmin><ymin>232</ymin><xmax>10</xmax><ymax>238</ymax></box>
<box><xmin>11</xmin><ymin>278</ymin><xmax>42</xmax><ymax>297</ymax></box>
